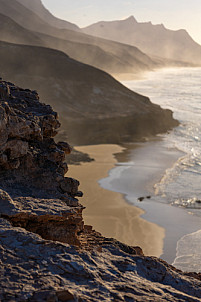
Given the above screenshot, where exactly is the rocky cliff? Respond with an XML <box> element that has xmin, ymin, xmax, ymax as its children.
<box><xmin>0</xmin><ymin>79</ymin><xmax>200</xmax><ymax>301</ymax></box>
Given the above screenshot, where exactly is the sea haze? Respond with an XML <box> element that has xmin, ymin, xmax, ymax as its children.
<box><xmin>124</xmin><ymin>67</ymin><xmax>201</xmax><ymax>210</ymax></box>
<box><xmin>100</xmin><ymin>67</ymin><xmax>201</xmax><ymax>272</ymax></box>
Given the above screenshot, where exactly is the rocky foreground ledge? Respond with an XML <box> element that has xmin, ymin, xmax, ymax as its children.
<box><xmin>0</xmin><ymin>80</ymin><xmax>200</xmax><ymax>301</ymax></box>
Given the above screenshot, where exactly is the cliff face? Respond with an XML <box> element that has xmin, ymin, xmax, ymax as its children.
<box><xmin>0</xmin><ymin>80</ymin><xmax>201</xmax><ymax>301</ymax></box>
<box><xmin>0</xmin><ymin>79</ymin><xmax>84</xmax><ymax>246</ymax></box>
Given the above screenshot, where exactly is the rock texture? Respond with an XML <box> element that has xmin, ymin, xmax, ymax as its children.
<box><xmin>1</xmin><ymin>217</ymin><xmax>201</xmax><ymax>302</ymax></box>
<box><xmin>0</xmin><ymin>80</ymin><xmax>200</xmax><ymax>301</ymax></box>
<box><xmin>0</xmin><ymin>79</ymin><xmax>84</xmax><ymax>247</ymax></box>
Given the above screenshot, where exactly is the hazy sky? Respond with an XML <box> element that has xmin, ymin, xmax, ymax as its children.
<box><xmin>42</xmin><ymin>0</ymin><xmax>201</xmax><ymax>44</ymax></box>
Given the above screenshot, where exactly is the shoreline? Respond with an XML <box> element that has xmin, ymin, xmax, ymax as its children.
<box><xmin>96</xmin><ymin>140</ymin><xmax>201</xmax><ymax>265</ymax></box>
<box><xmin>69</xmin><ymin>140</ymin><xmax>201</xmax><ymax>266</ymax></box>
<box><xmin>68</xmin><ymin>144</ymin><xmax>165</xmax><ymax>257</ymax></box>
<box><xmin>100</xmin><ymin>138</ymin><xmax>184</xmax><ymax>201</ymax></box>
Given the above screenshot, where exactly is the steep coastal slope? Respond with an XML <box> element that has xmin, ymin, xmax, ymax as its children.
<box><xmin>83</xmin><ymin>16</ymin><xmax>201</xmax><ymax>64</ymax></box>
<box><xmin>0</xmin><ymin>40</ymin><xmax>178</xmax><ymax>144</ymax></box>
<box><xmin>16</xmin><ymin>0</ymin><xmax>80</xmax><ymax>31</ymax></box>
<box><xmin>0</xmin><ymin>13</ymin><xmax>44</xmax><ymax>45</ymax></box>
<box><xmin>0</xmin><ymin>12</ymin><xmax>156</xmax><ymax>75</ymax></box>
<box><xmin>0</xmin><ymin>0</ymin><xmax>58</xmax><ymax>35</ymax></box>
<box><xmin>0</xmin><ymin>0</ymin><xmax>162</xmax><ymax>75</ymax></box>
<box><xmin>0</xmin><ymin>79</ymin><xmax>200</xmax><ymax>301</ymax></box>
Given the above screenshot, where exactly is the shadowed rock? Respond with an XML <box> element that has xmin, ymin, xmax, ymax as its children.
<box><xmin>0</xmin><ymin>79</ymin><xmax>85</xmax><ymax>246</ymax></box>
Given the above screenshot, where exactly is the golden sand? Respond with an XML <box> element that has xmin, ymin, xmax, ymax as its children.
<box><xmin>68</xmin><ymin>144</ymin><xmax>165</xmax><ymax>257</ymax></box>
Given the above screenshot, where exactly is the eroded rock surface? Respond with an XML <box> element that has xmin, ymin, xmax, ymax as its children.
<box><xmin>0</xmin><ymin>79</ymin><xmax>84</xmax><ymax>247</ymax></box>
<box><xmin>0</xmin><ymin>80</ymin><xmax>80</xmax><ymax>199</ymax></box>
<box><xmin>1</xmin><ymin>218</ymin><xmax>201</xmax><ymax>302</ymax></box>
<box><xmin>0</xmin><ymin>80</ymin><xmax>200</xmax><ymax>301</ymax></box>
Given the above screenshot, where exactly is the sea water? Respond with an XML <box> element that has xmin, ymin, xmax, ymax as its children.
<box><xmin>100</xmin><ymin>68</ymin><xmax>201</xmax><ymax>272</ymax></box>
<box><xmin>124</xmin><ymin>68</ymin><xmax>201</xmax><ymax>210</ymax></box>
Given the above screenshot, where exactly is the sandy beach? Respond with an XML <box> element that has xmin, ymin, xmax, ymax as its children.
<box><xmin>68</xmin><ymin>144</ymin><xmax>165</xmax><ymax>257</ymax></box>
<box><xmin>75</xmin><ymin>142</ymin><xmax>201</xmax><ymax>265</ymax></box>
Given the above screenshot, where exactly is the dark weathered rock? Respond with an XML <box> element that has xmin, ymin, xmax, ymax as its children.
<box><xmin>0</xmin><ymin>79</ymin><xmax>81</xmax><ymax>201</ymax></box>
<box><xmin>5</xmin><ymin>212</ymin><xmax>83</xmax><ymax>246</ymax></box>
<box><xmin>66</xmin><ymin>147</ymin><xmax>94</xmax><ymax>165</ymax></box>
<box><xmin>0</xmin><ymin>79</ymin><xmax>84</xmax><ymax>247</ymax></box>
<box><xmin>59</xmin><ymin>177</ymin><xmax>80</xmax><ymax>195</ymax></box>
<box><xmin>0</xmin><ymin>79</ymin><xmax>200</xmax><ymax>302</ymax></box>
<box><xmin>57</xmin><ymin>141</ymin><xmax>72</xmax><ymax>154</ymax></box>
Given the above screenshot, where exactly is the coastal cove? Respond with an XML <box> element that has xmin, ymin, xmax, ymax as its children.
<box><xmin>2</xmin><ymin>79</ymin><xmax>201</xmax><ymax>301</ymax></box>
<box><xmin>2</xmin><ymin>1</ymin><xmax>201</xmax><ymax>299</ymax></box>
<box><xmin>69</xmin><ymin>142</ymin><xmax>201</xmax><ymax>270</ymax></box>
<box><xmin>99</xmin><ymin>141</ymin><xmax>201</xmax><ymax>268</ymax></box>
<box><xmin>70</xmin><ymin>68</ymin><xmax>201</xmax><ymax>273</ymax></box>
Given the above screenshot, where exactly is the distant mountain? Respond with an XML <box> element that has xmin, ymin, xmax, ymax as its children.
<box><xmin>0</xmin><ymin>13</ymin><xmax>44</xmax><ymax>45</ymax></box>
<box><xmin>0</xmin><ymin>1</ymin><xmax>158</xmax><ymax>76</ymax></box>
<box><xmin>16</xmin><ymin>0</ymin><xmax>80</xmax><ymax>31</ymax></box>
<box><xmin>0</xmin><ymin>40</ymin><xmax>178</xmax><ymax>144</ymax></box>
<box><xmin>0</xmin><ymin>0</ymin><xmax>58</xmax><ymax>34</ymax></box>
<box><xmin>0</xmin><ymin>0</ymin><xmax>181</xmax><ymax>145</ymax></box>
<box><xmin>83</xmin><ymin>16</ymin><xmax>201</xmax><ymax>65</ymax></box>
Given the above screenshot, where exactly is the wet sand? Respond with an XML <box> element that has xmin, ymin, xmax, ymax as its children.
<box><xmin>68</xmin><ymin>144</ymin><xmax>165</xmax><ymax>257</ymax></box>
<box><xmin>95</xmin><ymin>141</ymin><xmax>201</xmax><ymax>265</ymax></box>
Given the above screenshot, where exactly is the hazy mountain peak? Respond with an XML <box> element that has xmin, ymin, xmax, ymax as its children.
<box><xmin>123</xmin><ymin>15</ymin><xmax>137</xmax><ymax>23</ymax></box>
<box><xmin>83</xmin><ymin>15</ymin><xmax>201</xmax><ymax>64</ymax></box>
<box><xmin>16</xmin><ymin>0</ymin><xmax>80</xmax><ymax>31</ymax></box>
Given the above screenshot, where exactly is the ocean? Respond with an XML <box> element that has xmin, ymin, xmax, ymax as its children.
<box><xmin>100</xmin><ymin>68</ymin><xmax>201</xmax><ymax>272</ymax></box>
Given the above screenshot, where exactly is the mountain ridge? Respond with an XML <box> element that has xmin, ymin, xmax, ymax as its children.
<box><xmin>0</xmin><ymin>4</ymin><xmax>159</xmax><ymax>76</ymax></box>
<box><xmin>0</xmin><ymin>0</ymin><xmax>191</xmax><ymax>77</ymax></box>
<box><xmin>0</xmin><ymin>39</ymin><xmax>178</xmax><ymax>144</ymax></box>
<box><xmin>82</xmin><ymin>16</ymin><xmax>201</xmax><ymax>64</ymax></box>
<box><xmin>16</xmin><ymin>0</ymin><xmax>80</xmax><ymax>31</ymax></box>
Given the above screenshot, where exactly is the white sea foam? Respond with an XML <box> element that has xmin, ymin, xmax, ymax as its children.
<box><xmin>172</xmin><ymin>230</ymin><xmax>201</xmax><ymax>272</ymax></box>
<box><xmin>121</xmin><ymin>68</ymin><xmax>201</xmax><ymax>269</ymax></box>
<box><xmin>123</xmin><ymin>68</ymin><xmax>201</xmax><ymax>206</ymax></box>
<box><xmin>99</xmin><ymin>164</ymin><xmax>130</xmax><ymax>191</ymax></box>
<box><xmin>99</xmin><ymin>68</ymin><xmax>201</xmax><ymax>268</ymax></box>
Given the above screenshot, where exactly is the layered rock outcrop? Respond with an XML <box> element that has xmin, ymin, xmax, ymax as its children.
<box><xmin>0</xmin><ymin>79</ymin><xmax>84</xmax><ymax>246</ymax></box>
<box><xmin>0</xmin><ymin>80</ymin><xmax>200</xmax><ymax>301</ymax></box>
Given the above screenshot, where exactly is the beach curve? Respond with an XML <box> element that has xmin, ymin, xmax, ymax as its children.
<box><xmin>68</xmin><ymin>144</ymin><xmax>165</xmax><ymax>257</ymax></box>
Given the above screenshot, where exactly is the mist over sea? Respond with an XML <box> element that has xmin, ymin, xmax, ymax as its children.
<box><xmin>100</xmin><ymin>68</ymin><xmax>201</xmax><ymax>272</ymax></box>
<box><xmin>124</xmin><ymin>68</ymin><xmax>201</xmax><ymax>210</ymax></box>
